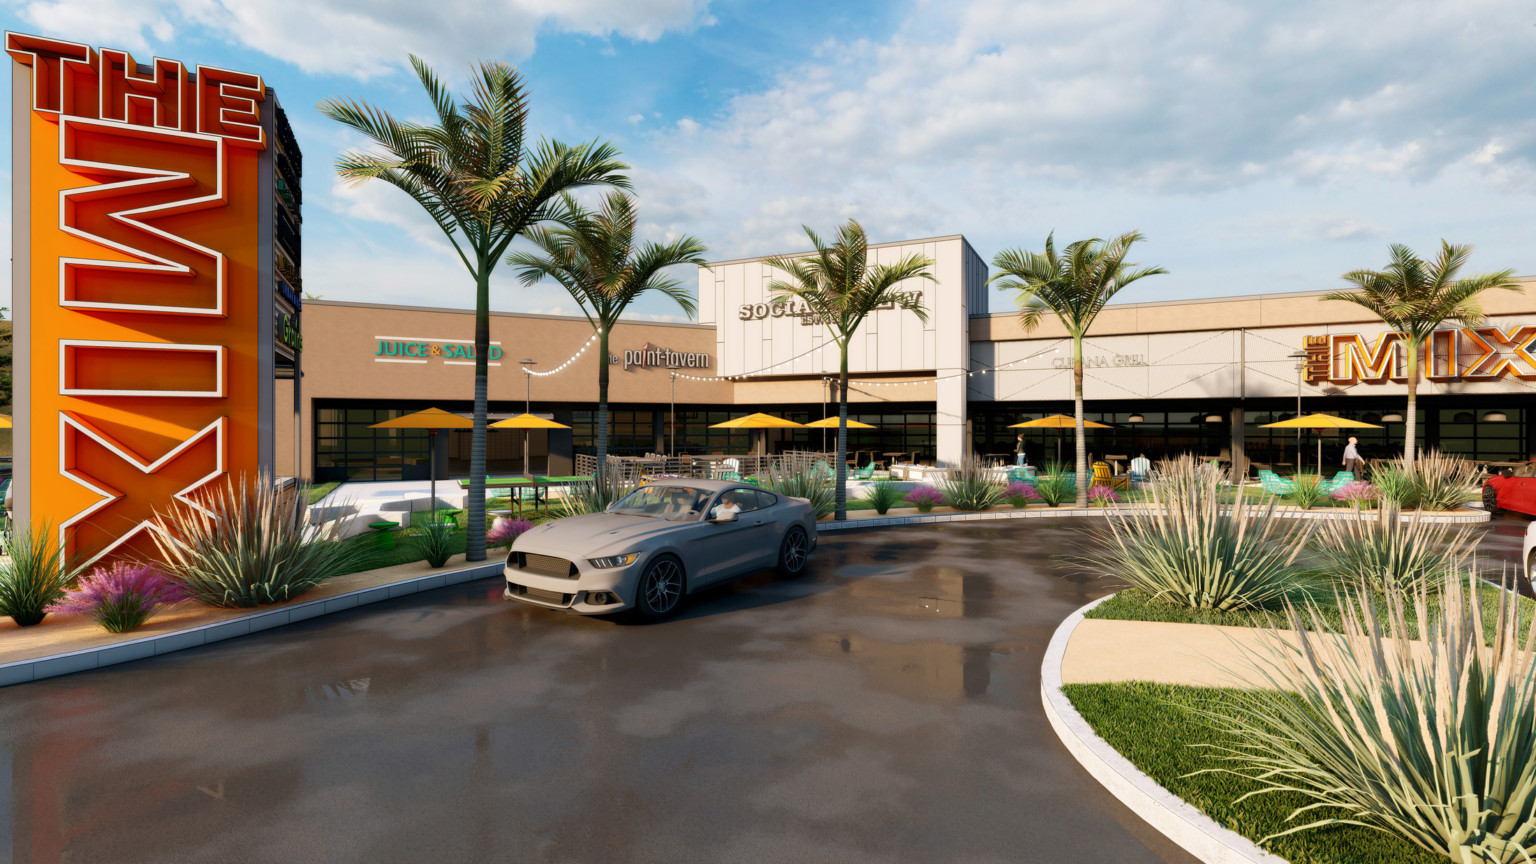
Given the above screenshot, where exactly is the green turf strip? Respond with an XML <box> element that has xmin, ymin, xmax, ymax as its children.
<box><xmin>1062</xmin><ymin>681</ymin><xmax>1441</xmax><ymax>864</ymax></box>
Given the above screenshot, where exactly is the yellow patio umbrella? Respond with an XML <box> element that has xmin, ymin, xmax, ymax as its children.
<box><xmin>371</xmin><ymin>408</ymin><xmax>476</xmax><ymax>519</ymax></box>
<box><xmin>1261</xmin><ymin>413</ymin><xmax>1381</xmax><ymax>474</ymax></box>
<box><xmin>1009</xmin><ymin>414</ymin><xmax>1112</xmax><ymax>464</ymax></box>
<box><xmin>710</xmin><ymin>413</ymin><xmax>806</xmax><ymax>456</ymax></box>
<box><xmin>805</xmin><ymin>416</ymin><xmax>876</xmax><ymax>459</ymax></box>
<box><xmin>0</xmin><ymin>414</ymin><xmax>11</xmax><ymax>428</ymax></box>
<box><xmin>490</xmin><ymin>413</ymin><xmax>572</xmax><ymax>479</ymax></box>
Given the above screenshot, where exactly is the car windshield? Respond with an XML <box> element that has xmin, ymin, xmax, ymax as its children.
<box><xmin>609</xmin><ymin>485</ymin><xmax>711</xmax><ymax>521</ymax></box>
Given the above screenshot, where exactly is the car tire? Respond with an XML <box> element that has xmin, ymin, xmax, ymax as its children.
<box><xmin>635</xmin><ymin>555</ymin><xmax>685</xmax><ymax>620</ymax></box>
<box><xmin>776</xmin><ymin>526</ymin><xmax>810</xmax><ymax>576</ymax></box>
<box><xmin>1484</xmin><ymin>483</ymin><xmax>1502</xmax><ymax>517</ymax></box>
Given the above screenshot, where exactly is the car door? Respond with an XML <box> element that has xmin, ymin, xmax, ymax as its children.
<box><xmin>746</xmin><ymin>489</ymin><xmax>786</xmax><ymax>570</ymax></box>
<box><xmin>690</xmin><ymin>489</ymin><xmax>771</xmax><ymax>584</ymax></box>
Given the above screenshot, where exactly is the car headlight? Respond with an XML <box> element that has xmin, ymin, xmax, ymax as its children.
<box><xmin>589</xmin><ymin>552</ymin><xmax>640</xmax><ymax>569</ymax></box>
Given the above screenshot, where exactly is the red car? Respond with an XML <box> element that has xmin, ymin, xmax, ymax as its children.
<box><xmin>1483</xmin><ymin>469</ymin><xmax>1536</xmax><ymax>517</ymax></box>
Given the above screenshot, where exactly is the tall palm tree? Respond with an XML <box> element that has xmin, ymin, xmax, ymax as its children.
<box><xmin>1324</xmin><ymin>241</ymin><xmax>1518</xmax><ymax>463</ymax></box>
<box><xmin>989</xmin><ymin>232</ymin><xmax>1167</xmax><ymax>505</ymax></box>
<box><xmin>764</xmin><ymin>221</ymin><xmax>932</xmax><ymax>521</ymax></box>
<box><xmin>321</xmin><ymin>58</ymin><xmax>628</xmax><ymax>562</ymax></box>
<box><xmin>508</xmin><ymin>191</ymin><xmax>707</xmax><ymax>482</ymax></box>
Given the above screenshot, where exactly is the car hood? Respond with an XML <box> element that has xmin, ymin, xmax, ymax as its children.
<box><xmin>513</xmin><ymin>512</ymin><xmax>690</xmax><ymax>555</ymax></box>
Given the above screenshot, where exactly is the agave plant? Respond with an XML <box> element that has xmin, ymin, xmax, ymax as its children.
<box><xmin>558</xmin><ymin>467</ymin><xmax>639</xmax><ymax>517</ymax></box>
<box><xmin>766</xmin><ymin>464</ymin><xmax>835</xmax><ymax>519</ymax></box>
<box><xmin>861</xmin><ymin>479</ymin><xmax>904</xmax><ymax>515</ymax></box>
<box><xmin>1309</xmin><ymin>503</ymin><xmax>1478</xmax><ymax>595</ymax></box>
<box><xmin>152</xmin><ymin>475</ymin><xmax>367</xmax><ymax>608</ymax></box>
<box><xmin>1088</xmin><ymin>456</ymin><xmax>1311</xmax><ymax>610</ymax></box>
<box><xmin>1407</xmin><ymin>450</ymin><xmax>1481</xmax><ymax>511</ymax></box>
<box><xmin>936</xmin><ymin>458</ymin><xmax>1004</xmax><ymax>511</ymax></box>
<box><xmin>1208</xmin><ymin>570</ymin><xmax>1536</xmax><ymax>862</ymax></box>
<box><xmin>46</xmin><ymin>561</ymin><xmax>189</xmax><ymax>633</ymax></box>
<box><xmin>0</xmin><ymin>523</ymin><xmax>80</xmax><ymax>626</ymax></box>
<box><xmin>1285</xmin><ymin>473</ymin><xmax>1327</xmax><ymax>510</ymax></box>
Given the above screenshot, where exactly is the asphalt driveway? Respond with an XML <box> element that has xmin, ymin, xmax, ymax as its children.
<box><xmin>0</xmin><ymin>521</ymin><xmax>1197</xmax><ymax>864</ymax></box>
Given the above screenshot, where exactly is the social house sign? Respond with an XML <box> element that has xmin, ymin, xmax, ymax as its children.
<box><xmin>9</xmin><ymin>33</ymin><xmax>276</xmax><ymax>565</ymax></box>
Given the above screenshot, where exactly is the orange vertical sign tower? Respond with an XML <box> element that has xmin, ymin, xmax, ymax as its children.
<box><xmin>8</xmin><ymin>32</ymin><xmax>292</xmax><ymax>565</ymax></box>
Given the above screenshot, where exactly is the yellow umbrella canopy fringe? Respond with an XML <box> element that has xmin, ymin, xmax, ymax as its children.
<box><xmin>803</xmin><ymin>417</ymin><xmax>876</xmax><ymax>429</ymax></box>
<box><xmin>490</xmin><ymin>413</ymin><xmax>571</xmax><ymax>430</ymax></box>
<box><xmin>1009</xmin><ymin>414</ymin><xmax>1111</xmax><ymax>429</ymax></box>
<box><xmin>709</xmin><ymin>413</ymin><xmax>806</xmax><ymax>429</ymax></box>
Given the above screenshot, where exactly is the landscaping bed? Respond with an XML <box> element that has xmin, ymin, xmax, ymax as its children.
<box><xmin>1063</xmin><ymin>681</ymin><xmax>1440</xmax><ymax>864</ymax></box>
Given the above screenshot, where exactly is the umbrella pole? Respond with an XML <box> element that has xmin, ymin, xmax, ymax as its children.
<box><xmin>1317</xmin><ymin>435</ymin><xmax>1322</xmax><ymax>476</ymax></box>
<box><xmin>428</xmin><ymin>429</ymin><xmax>438</xmax><ymax>525</ymax></box>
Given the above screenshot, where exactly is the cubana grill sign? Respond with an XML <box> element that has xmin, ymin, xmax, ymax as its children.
<box><xmin>375</xmin><ymin>339</ymin><xmax>504</xmax><ymax>361</ymax></box>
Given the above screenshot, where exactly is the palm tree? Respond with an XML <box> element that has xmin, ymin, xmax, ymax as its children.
<box><xmin>764</xmin><ymin>221</ymin><xmax>932</xmax><ymax>521</ymax></box>
<box><xmin>509</xmin><ymin>191</ymin><xmax>707</xmax><ymax>482</ymax></box>
<box><xmin>321</xmin><ymin>58</ymin><xmax>628</xmax><ymax>562</ymax></box>
<box><xmin>989</xmin><ymin>232</ymin><xmax>1167</xmax><ymax>505</ymax></box>
<box><xmin>1324</xmin><ymin>241</ymin><xmax>1518</xmax><ymax>463</ymax></box>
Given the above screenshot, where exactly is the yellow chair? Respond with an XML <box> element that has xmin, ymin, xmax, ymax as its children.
<box><xmin>1091</xmin><ymin>461</ymin><xmax>1128</xmax><ymax>491</ymax></box>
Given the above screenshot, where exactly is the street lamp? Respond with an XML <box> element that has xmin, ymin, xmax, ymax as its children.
<box><xmin>1288</xmin><ymin>351</ymin><xmax>1307</xmax><ymax>467</ymax></box>
<box><xmin>669</xmin><ymin>371</ymin><xmax>677</xmax><ymax>456</ymax></box>
<box><xmin>520</xmin><ymin>358</ymin><xmax>536</xmax><ymax>472</ymax></box>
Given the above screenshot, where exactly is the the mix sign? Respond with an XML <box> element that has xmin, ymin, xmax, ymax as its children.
<box><xmin>1302</xmin><ymin>325</ymin><xmax>1536</xmax><ymax>384</ymax></box>
<box><xmin>9</xmin><ymin>33</ymin><xmax>282</xmax><ymax>565</ymax></box>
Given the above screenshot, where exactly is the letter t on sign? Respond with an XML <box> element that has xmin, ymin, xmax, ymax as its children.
<box><xmin>1303</xmin><ymin>336</ymin><xmax>1331</xmax><ymax>383</ymax></box>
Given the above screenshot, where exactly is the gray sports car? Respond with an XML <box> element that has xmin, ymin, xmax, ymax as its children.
<box><xmin>503</xmin><ymin>478</ymin><xmax>819</xmax><ymax>619</ymax></box>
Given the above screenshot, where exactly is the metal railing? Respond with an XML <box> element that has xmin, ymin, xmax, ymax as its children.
<box><xmin>574</xmin><ymin>451</ymin><xmax>842</xmax><ymax>481</ymax></box>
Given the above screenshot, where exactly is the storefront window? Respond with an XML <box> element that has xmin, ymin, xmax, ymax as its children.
<box><xmin>571</xmin><ymin>410</ymin><xmax>657</xmax><ymax>456</ymax></box>
<box><xmin>314</xmin><ymin>405</ymin><xmax>431</xmax><ymax>483</ymax></box>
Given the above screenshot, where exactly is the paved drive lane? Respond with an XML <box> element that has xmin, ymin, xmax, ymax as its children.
<box><xmin>0</xmin><ymin>521</ymin><xmax>1197</xmax><ymax>864</ymax></box>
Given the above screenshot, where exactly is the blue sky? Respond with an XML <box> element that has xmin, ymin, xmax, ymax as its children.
<box><xmin>5</xmin><ymin>0</ymin><xmax>1536</xmax><ymax>321</ymax></box>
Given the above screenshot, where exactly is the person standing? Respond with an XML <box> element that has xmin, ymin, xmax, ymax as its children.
<box><xmin>1342</xmin><ymin>436</ymin><xmax>1365</xmax><ymax>476</ymax></box>
<box><xmin>1015</xmin><ymin>434</ymin><xmax>1027</xmax><ymax>466</ymax></box>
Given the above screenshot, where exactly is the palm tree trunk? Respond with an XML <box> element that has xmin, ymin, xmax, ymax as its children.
<box><xmin>466</xmin><ymin>266</ymin><xmax>490</xmax><ymax>562</ymax></box>
<box><xmin>1073</xmin><ymin>335</ymin><xmax>1087</xmax><ymax>506</ymax></box>
<box><xmin>835</xmin><ymin>345</ymin><xmax>849</xmax><ymax>521</ymax></box>
<box><xmin>1404</xmin><ymin>342</ymin><xmax>1418</xmax><ymax>464</ymax></box>
<box><xmin>597</xmin><ymin>326</ymin><xmax>610</xmax><ymax>489</ymax></box>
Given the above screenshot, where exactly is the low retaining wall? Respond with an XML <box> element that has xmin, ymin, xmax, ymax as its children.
<box><xmin>818</xmin><ymin>503</ymin><xmax>1487</xmax><ymax>532</ymax></box>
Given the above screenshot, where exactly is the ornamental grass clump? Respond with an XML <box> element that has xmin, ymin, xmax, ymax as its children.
<box><xmin>46</xmin><ymin>562</ymin><xmax>190</xmax><ymax>633</ymax></box>
<box><xmin>1406</xmin><ymin>450</ymin><xmax>1481</xmax><ymax>511</ymax></box>
<box><xmin>0</xmin><ymin>524</ymin><xmax>79</xmax><ymax>626</ymax></box>
<box><xmin>412</xmin><ymin>523</ymin><xmax>458</xmax><ymax>568</ymax></box>
<box><xmin>905</xmin><ymin>486</ymin><xmax>945</xmax><ymax>513</ymax></box>
<box><xmin>1087</xmin><ymin>485</ymin><xmax>1120</xmax><ymax>507</ymax></box>
<box><xmin>1034</xmin><ymin>465</ymin><xmax>1077</xmax><ymax>507</ymax></box>
<box><xmin>861</xmin><ymin>479</ymin><xmax>904</xmax><ymax>515</ymax></box>
<box><xmin>1285</xmin><ymin>473</ymin><xmax>1327</xmax><ymax>510</ymax></box>
<box><xmin>152</xmin><ymin>475</ymin><xmax>367</xmax><ymax>608</ymax></box>
<box><xmin>1207</xmin><ymin>569</ymin><xmax>1536</xmax><ymax>862</ymax></box>
<box><xmin>1372</xmin><ymin>463</ymin><xmax>1422</xmax><ymax>510</ymax></box>
<box><xmin>1003</xmin><ymin>481</ymin><xmax>1041</xmax><ymax>508</ymax></box>
<box><xmin>936</xmin><ymin>458</ymin><xmax>1004</xmax><ymax>511</ymax></box>
<box><xmin>1330</xmin><ymin>479</ymin><xmax>1380</xmax><ymax>507</ymax></box>
<box><xmin>487</xmin><ymin>516</ymin><xmax>534</xmax><ymax>548</ymax></box>
<box><xmin>558</xmin><ymin>466</ymin><xmax>638</xmax><ymax>517</ymax></box>
<box><xmin>767</xmin><ymin>464</ymin><xmax>836</xmax><ymax>519</ymax></box>
<box><xmin>1088</xmin><ymin>455</ymin><xmax>1310</xmax><ymax>610</ymax></box>
<box><xmin>1309</xmin><ymin>503</ymin><xmax>1476</xmax><ymax>595</ymax></box>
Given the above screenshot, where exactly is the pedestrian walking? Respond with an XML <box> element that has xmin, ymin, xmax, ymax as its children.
<box><xmin>1342</xmin><ymin>436</ymin><xmax>1365</xmax><ymax>476</ymax></box>
<box><xmin>1014</xmin><ymin>434</ymin><xmax>1027</xmax><ymax>466</ymax></box>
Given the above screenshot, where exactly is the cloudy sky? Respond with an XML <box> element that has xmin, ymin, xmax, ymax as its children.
<box><xmin>4</xmin><ymin>0</ymin><xmax>1535</xmax><ymax>321</ymax></box>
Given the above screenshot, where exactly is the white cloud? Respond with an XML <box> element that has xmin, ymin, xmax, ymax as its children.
<box><xmin>17</xmin><ymin>0</ymin><xmax>715</xmax><ymax>78</ymax></box>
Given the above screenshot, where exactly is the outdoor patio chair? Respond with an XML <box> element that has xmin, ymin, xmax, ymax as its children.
<box><xmin>1258</xmin><ymin>470</ymin><xmax>1295</xmax><ymax>495</ymax></box>
<box><xmin>1005</xmin><ymin>465</ymin><xmax>1037</xmax><ymax>485</ymax></box>
<box><xmin>851</xmin><ymin>461</ymin><xmax>877</xmax><ymax>480</ymax></box>
<box><xmin>1320</xmin><ymin>471</ymin><xmax>1354</xmax><ymax>493</ymax></box>
<box><xmin>1092</xmin><ymin>461</ymin><xmax>1128</xmax><ymax>491</ymax></box>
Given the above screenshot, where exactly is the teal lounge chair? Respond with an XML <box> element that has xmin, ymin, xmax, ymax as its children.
<box><xmin>1259</xmin><ymin>470</ymin><xmax>1295</xmax><ymax>495</ymax></box>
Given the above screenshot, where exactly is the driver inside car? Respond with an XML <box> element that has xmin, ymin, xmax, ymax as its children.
<box><xmin>709</xmin><ymin>490</ymin><xmax>748</xmax><ymax>521</ymax></box>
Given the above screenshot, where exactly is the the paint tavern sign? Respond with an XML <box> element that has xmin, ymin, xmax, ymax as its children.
<box><xmin>624</xmin><ymin>344</ymin><xmax>711</xmax><ymax>371</ymax></box>
<box><xmin>1302</xmin><ymin>325</ymin><xmax>1536</xmax><ymax>384</ymax></box>
<box><xmin>738</xmin><ymin>290</ymin><xmax>925</xmax><ymax>325</ymax></box>
<box><xmin>374</xmin><ymin>338</ymin><xmax>505</xmax><ymax>363</ymax></box>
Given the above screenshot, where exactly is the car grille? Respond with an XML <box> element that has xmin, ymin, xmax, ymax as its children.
<box><xmin>513</xmin><ymin>584</ymin><xmax>573</xmax><ymax>607</ymax></box>
<box><xmin>519</xmin><ymin>552</ymin><xmax>577</xmax><ymax>578</ymax></box>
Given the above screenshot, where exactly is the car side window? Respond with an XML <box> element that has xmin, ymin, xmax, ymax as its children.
<box><xmin>721</xmin><ymin>488</ymin><xmax>761</xmax><ymax>512</ymax></box>
<box><xmin>753</xmin><ymin>490</ymin><xmax>778</xmax><ymax>509</ymax></box>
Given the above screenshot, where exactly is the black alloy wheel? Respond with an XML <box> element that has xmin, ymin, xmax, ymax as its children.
<box><xmin>777</xmin><ymin>526</ymin><xmax>810</xmax><ymax>576</ymax></box>
<box><xmin>636</xmin><ymin>556</ymin><xmax>685</xmax><ymax>620</ymax></box>
<box><xmin>1483</xmin><ymin>483</ymin><xmax>1502</xmax><ymax>517</ymax></box>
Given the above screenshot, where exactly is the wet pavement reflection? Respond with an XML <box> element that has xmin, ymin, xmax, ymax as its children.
<box><xmin>0</xmin><ymin>521</ymin><xmax>1216</xmax><ymax>863</ymax></box>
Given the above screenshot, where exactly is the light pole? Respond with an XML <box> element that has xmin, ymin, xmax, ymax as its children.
<box><xmin>669</xmin><ymin>371</ymin><xmax>676</xmax><ymax>456</ymax></box>
<box><xmin>520</xmin><ymin>358</ymin><xmax>536</xmax><ymax>475</ymax></box>
<box><xmin>1288</xmin><ymin>351</ymin><xmax>1307</xmax><ymax>468</ymax></box>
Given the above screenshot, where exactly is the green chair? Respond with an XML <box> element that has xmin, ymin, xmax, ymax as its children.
<box><xmin>1320</xmin><ymin>471</ymin><xmax>1355</xmax><ymax>494</ymax></box>
<box><xmin>368</xmin><ymin>521</ymin><xmax>398</xmax><ymax>550</ymax></box>
<box><xmin>1259</xmin><ymin>470</ymin><xmax>1295</xmax><ymax>495</ymax></box>
<box><xmin>851</xmin><ymin>461</ymin><xmax>877</xmax><ymax>480</ymax></box>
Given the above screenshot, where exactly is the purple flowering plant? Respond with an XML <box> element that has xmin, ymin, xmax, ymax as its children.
<box><xmin>1331</xmin><ymin>480</ymin><xmax>1380</xmax><ymax>506</ymax></box>
<box><xmin>1003</xmin><ymin>481</ymin><xmax>1042</xmax><ymax>508</ymax></box>
<box><xmin>488</xmin><ymin>516</ymin><xmax>535</xmax><ymax>548</ymax></box>
<box><xmin>46</xmin><ymin>561</ymin><xmax>190</xmax><ymax>633</ymax></box>
<box><xmin>1087</xmin><ymin>485</ymin><xmax>1122</xmax><ymax>507</ymax></box>
<box><xmin>905</xmin><ymin>486</ymin><xmax>946</xmax><ymax>513</ymax></box>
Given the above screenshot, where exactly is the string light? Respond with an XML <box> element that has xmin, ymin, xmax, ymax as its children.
<box><xmin>526</xmin><ymin>329</ymin><xmax>602</xmax><ymax>377</ymax></box>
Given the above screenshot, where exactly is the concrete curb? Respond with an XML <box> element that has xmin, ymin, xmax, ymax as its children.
<box><xmin>1041</xmin><ymin>594</ymin><xmax>1288</xmax><ymax>864</ymax></box>
<box><xmin>0</xmin><ymin>560</ymin><xmax>504</xmax><ymax>688</ymax></box>
<box><xmin>819</xmin><ymin>503</ymin><xmax>1486</xmax><ymax>531</ymax></box>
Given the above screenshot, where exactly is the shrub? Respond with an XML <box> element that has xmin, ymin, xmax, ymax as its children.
<box><xmin>0</xmin><ymin>524</ymin><xmax>79</xmax><ymax>626</ymax></box>
<box><xmin>411</xmin><ymin>522</ymin><xmax>457</xmax><ymax>568</ymax></box>
<box><xmin>152</xmin><ymin>474</ymin><xmax>368</xmax><ymax>608</ymax></box>
<box><xmin>1087</xmin><ymin>456</ymin><xmax>1311</xmax><ymax>610</ymax></box>
<box><xmin>935</xmin><ymin>458</ymin><xmax>1004</xmax><ymax>511</ymax></box>
<box><xmin>861</xmin><ymin>479</ymin><xmax>904</xmax><ymax>515</ymax></box>
<box><xmin>46</xmin><ymin>561</ymin><xmax>189</xmax><ymax>633</ymax></box>
<box><xmin>1408</xmin><ymin>450</ymin><xmax>1480</xmax><ymax>511</ymax></box>
<box><xmin>1309</xmin><ymin>503</ymin><xmax>1476</xmax><ymax>595</ymax></box>
<box><xmin>1329</xmin><ymin>479</ymin><xmax>1379</xmax><ymax>507</ymax></box>
<box><xmin>905</xmin><ymin>486</ymin><xmax>945</xmax><ymax>513</ymax></box>
<box><xmin>1003</xmin><ymin>480</ymin><xmax>1042</xmax><ymax>508</ymax></box>
<box><xmin>1087</xmin><ymin>485</ymin><xmax>1120</xmax><ymax>507</ymax></box>
<box><xmin>766</xmin><ymin>465</ymin><xmax>835</xmax><ymax>519</ymax></box>
<box><xmin>558</xmin><ymin>472</ymin><xmax>639</xmax><ymax>517</ymax></box>
<box><xmin>1034</xmin><ymin>464</ymin><xmax>1077</xmax><ymax>507</ymax></box>
<box><xmin>1209</xmin><ymin>570</ymin><xmax>1536</xmax><ymax>861</ymax></box>
<box><xmin>487</xmin><ymin>516</ymin><xmax>534</xmax><ymax>548</ymax></box>
<box><xmin>1371</xmin><ymin>463</ymin><xmax>1421</xmax><ymax>509</ymax></box>
<box><xmin>1285</xmin><ymin>473</ymin><xmax>1326</xmax><ymax>510</ymax></box>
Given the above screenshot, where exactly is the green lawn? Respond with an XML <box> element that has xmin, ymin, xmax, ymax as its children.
<box><xmin>339</xmin><ymin>510</ymin><xmax>562</xmax><ymax>575</ymax></box>
<box><xmin>306</xmin><ymin>481</ymin><xmax>342</xmax><ymax>505</ymax></box>
<box><xmin>1063</xmin><ymin>681</ymin><xmax>1441</xmax><ymax>864</ymax></box>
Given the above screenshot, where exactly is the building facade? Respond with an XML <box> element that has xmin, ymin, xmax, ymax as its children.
<box><xmin>285</xmin><ymin>234</ymin><xmax>1536</xmax><ymax>482</ymax></box>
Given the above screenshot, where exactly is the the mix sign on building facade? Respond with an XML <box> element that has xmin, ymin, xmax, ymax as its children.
<box><xmin>9</xmin><ymin>32</ymin><xmax>298</xmax><ymax>565</ymax></box>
